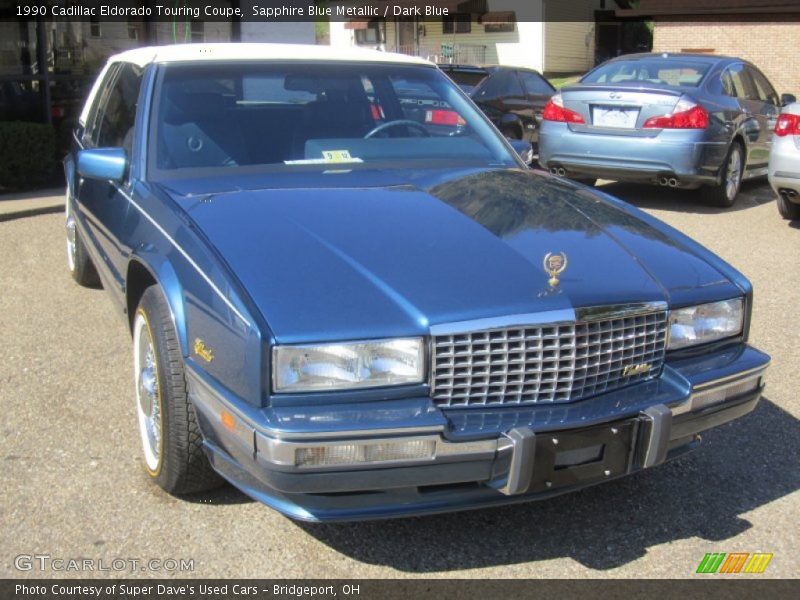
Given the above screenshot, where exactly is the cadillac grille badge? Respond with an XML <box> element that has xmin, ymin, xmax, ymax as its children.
<box><xmin>622</xmin><ymin>363</ymin><xmax>651</xmax><ymax>377</ymax></box>
<box><xmin>543</xmin><ymin>251</ymin><xmax>568</xmax><ymax>287</ymax></box>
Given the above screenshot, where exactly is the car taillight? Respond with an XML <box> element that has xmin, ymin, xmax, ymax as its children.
<box><xmin>370</xmin><ymin>104</ymin><xmax>385</xmax><ymax>120</ymax></box>
<box><xmin>51</xmin><ymin>105</ymin><xmax>65</xmax><ymax>119</ymax></box>
<box><xmin>775</xmin><ymin>113</ymin><xmax>800</xmax><ymax>136</ymax></box>
<box><xmin>542</xmin><ymin>94</ymin><xmax>585</xmax><ymax>124</ymax></box>
<box><xmin>425</xmin><ymin>109</ymin><xmax>465</xmax><ymax>126</ymax></box>
<box><xmin>643</xmin><ymin>99</ymin><xmax>708</xmax><ymax>129</ymax></box>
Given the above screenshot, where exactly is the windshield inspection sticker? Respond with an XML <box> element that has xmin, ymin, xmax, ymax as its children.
<box><xmin>284</xmin><ymin>150</ymin><xmax>363</xmax><ymax>165</ymax></box>
<box><xmin>323</xmin><ymin>150</ymin><xmax>356</xmax><ymax>162</ymax></box>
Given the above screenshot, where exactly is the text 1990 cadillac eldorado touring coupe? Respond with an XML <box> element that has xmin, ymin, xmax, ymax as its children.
<box><xmin>65</xmin><ymin>44</ymin><xmax>770</xmax><ymax>521</ymax></box>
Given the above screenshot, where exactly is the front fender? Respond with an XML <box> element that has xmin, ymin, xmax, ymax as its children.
<box><xmin>127</xmin><ymin>251</ymin><xmax>188</xmax><ymax>356</ymax></box>
<box><xmin>126</xmin><ymin>242</ymin><xmax>265</xmax><ymax>407</ymax></box>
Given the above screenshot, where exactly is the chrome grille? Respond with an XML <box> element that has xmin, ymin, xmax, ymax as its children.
<box><xmin>431</xmin><ymin>309</ymin><xmax>668</xmax><ymax>408</ymax></box>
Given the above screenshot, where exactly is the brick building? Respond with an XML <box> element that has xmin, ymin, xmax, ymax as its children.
<box><xmin>618</xmin><ymin>0</ymin><xmax>800</xmax><ymax>95</ymax></box>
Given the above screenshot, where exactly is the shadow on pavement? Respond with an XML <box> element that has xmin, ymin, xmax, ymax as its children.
<box><xmin>598</xmin><ymin>180</ymin><xmax>777</xmax><ymax>214</ymax></box>
<box><xmin>297</xmin><ymin>397</ymin><xmax>799</xmax><ymax>572</ymax></box>
<box><xmin>181</xmin><ymin>485</ymin><xmax>253</xmax><ymax>506</ymax></box>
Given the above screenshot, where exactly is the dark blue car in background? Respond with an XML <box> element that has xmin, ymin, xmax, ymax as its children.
<box><xmin>65</xmin><ymin>44</ymin><xmax>770</xmax><ymax>522</ymax></box>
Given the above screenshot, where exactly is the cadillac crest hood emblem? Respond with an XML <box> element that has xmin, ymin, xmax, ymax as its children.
<box><xmin>543</xmin><ymin>251</ymin><xmax>568</xmax><ymax>287</ymax></box>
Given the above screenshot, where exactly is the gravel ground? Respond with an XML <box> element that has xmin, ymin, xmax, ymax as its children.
<box><xmin>1</xmin><ymin>180</ymin><xmax>797</xmax><ymax>579</ymax></box>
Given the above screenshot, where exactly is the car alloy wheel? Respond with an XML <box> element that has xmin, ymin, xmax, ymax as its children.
<box><xmin>64</xmin><ymin>193</ymin><xmax>101</xmax><ymax>287</ymax></box>
<box><xmin>65</xmin><ymin>196</ymin><xmax>76</xmax><ymax>273</ymax></box>
<box><xmin>725</xmin><ymin>145</ymin><xmax>743</xmax><ymax>202</ymax></box>
<box><xmin>133</xmin><ymin>286</ymin><xmax>223</xmax><ymax>494</ymax></box>
<box><xmin>133</xmin><ymin>310</ymin><xmax>163</xmax><ymax>475</ymax></box>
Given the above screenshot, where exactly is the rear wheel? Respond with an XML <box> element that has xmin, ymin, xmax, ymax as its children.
<box><xmin>66</xmin><ymin>196</ymin><xmax>100</xmax><ymax>287</ymax></box>
<box><xmin>706</xmin><ymin>142</ymin><xmax>743</xmax><ymax>207</ymax></box>
<box><xmin>133</xmin><ymin>286</ymin><xmax>223</xmax><ymax>495</ymax></box>
<box><xmin>777</xmin><ymin>192</ymin><xmax>800</xmax><ymax>220</ymax></box>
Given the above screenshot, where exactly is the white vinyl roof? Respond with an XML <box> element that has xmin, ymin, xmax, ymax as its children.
<box><xmin>109</xmin><ymin>43</ymin><xmax>433</xmax><ymax>68</ymax></box>
<box><xmin>79</xmin><ymin>43</ymin><xmax>433</xmax><ymax>125</ymax></box>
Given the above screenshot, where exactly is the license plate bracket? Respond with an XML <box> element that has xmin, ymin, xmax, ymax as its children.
<box><xmin>528</xmin><ymin>420</ymin><xmax>636</xmax><ymax>492</ymax></box>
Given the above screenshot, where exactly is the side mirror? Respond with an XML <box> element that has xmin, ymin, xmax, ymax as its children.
<box><xmin>781</xmin><ymin>93</ymin><xmax>797</xmax><ymax>107</ymax></box>
<box><xmin>508</xmin><ymin>139</ymin><xmax>533</xmax><ymax>165</ymax></box>
<box><xmin>77</xmin><ymin>148</ymin><xmax>127</xmax><ymax>182</ymax></box>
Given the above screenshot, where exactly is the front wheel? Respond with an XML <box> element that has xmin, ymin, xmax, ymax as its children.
<box><xmin>706</xmin><ymin>142</ymin><xmax>743</xmax><ymax>207</ymax></box>
<box><xmin>66</xmin><ymin>196</ymin><xmax>100</xmax><ymax>287</ymax></box>
<box><xmin>133</xmin><ymin>286</ymin><xmax>223</xmax><ymax>495</ymax></box>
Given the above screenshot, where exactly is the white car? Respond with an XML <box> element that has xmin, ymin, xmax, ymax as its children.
<box><xmin>768</xmin><ymin>102</ymin><xmax>800</xmax><ymax>220</ymax></box>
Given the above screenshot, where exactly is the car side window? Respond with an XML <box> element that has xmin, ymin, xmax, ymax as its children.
<box><xmin>474</xmin><ymin>71</ymin><xmax>524</xmax><ymax>101</ymax></box>
<box><xmin>518</xmin><ymin>71</ymin><xmax>554</xmax><ymax>96</ymax></box>
<box><xmin>747</xmin><ymin>66</ymin><xmax>779</xmax><ymax>105</ymax></box>
<box><xmin>720</xmin><ymin>71</ymin><xmax>735</xmax><ymax>97</ymax></box>
<box><xmin>725</xmin><ymin>64</ymin><xmax>758</xmax><ymax>101</ymax></box>
<box><xmin>83</xmin><ymin>65</ymin><xmax>120</xmax><ymax>147</ymax></box>
<box><xmin>94</xmin><ymin>63</ymin><xmax>144</xmax><ymax>153</ymax></box>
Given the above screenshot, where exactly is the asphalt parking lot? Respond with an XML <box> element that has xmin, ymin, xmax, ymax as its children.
<box><xmin>1</xmin><ymin>180</ymin><xmax>798</xmax><ymax>579</ymax></box>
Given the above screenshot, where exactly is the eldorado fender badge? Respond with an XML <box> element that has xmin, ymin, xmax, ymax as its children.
<box><xmin>194</xmin><ymin>338</ymin><xmax>214</xmax><ymax>363</ymax></box>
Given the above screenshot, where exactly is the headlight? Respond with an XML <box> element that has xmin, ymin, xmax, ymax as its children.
<box><xmin>668</xmin><ymin>298</ymin><xmax>744</xmax><ymax>350</ymax></box>
<box><xmin>273</xmin><ymin>338</ymin><xmax>425</xmax><ymax>393</ymax></box>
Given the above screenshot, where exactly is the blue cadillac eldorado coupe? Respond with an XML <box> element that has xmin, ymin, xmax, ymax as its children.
<box><xmin>64</xmin><ymin>44</ymin><xmax>770</xmax><ymax>522</ymax></box>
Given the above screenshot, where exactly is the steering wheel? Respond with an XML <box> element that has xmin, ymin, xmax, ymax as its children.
<box><xmin>364</xmin><ymin>120</ymin><xmax>431</xmax><ymax>139</ymax></box>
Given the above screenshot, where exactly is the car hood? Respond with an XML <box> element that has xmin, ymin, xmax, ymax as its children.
<box><xmin>159</xmin><ymin>168</ymin><xmax>739</xmax><ymax>343</ymax></box>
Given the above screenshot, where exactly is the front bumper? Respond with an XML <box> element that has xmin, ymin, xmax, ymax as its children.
<box><xmin>538</xmin><ymin>123</ymin><xmax>726</xmax><ymax>184</ymax></box>
<box><xmin>188</xmin><ymin>344</ymin><xmax>769</xmax><ymax>522</ymax></box>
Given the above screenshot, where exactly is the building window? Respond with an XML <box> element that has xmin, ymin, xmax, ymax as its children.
<box><xmin>127</xmin><ymin>21</ymin><xmax>141</xmax><ymax>41</ymax></box>
<box><xmin>443</xmin><ymin>14</ymin><xmax>471</xmax><ymax>34</ymax></box>
<box><xmin>355</xmin><ymin>24</ymin><xmax>383</xmax><ymax>45</ymax></box>
<box><xmin>89</xmin><ymin>17</ymin><xmax>100</xmax><ymax>38</ymax></box>
<box><xmin>191</xmin><ymin>21</ymin><xmax>204</xmax><ymax>42</ymax></box>
<box><xmin>481</xmin><ymin>11</ymin><xmax>516</xmax><ymax>33</ymax></box>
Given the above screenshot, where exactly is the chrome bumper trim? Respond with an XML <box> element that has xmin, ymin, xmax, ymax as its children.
<box><xmin>267</xmin><ymin>425</ymin><xmax>446</xmax><ymax>441</ymax></box>
<box><xmin>691</xmin><ymin>363</ymin><xmax>770</xmax><ymax>391</ymax></box>
<box><xmin>498</xmin><ymin>427</ymin><xmax>536</xmax><ymax>496</ymax></box>
<box><xmin>670</xmin><ymin>363</ymin><xmax>769</xmax><ymax>416</ymax></box>
<box><xmin>255</xmin><ymin>431</ymin><xmax>498</xmax><ymax>471</ymax></box>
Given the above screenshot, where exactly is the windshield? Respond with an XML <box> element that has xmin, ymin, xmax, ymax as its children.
<box><xmin>444</xmin><ymin>70</ymin><xmax>488</xmax><ymax>94</ymax></box>
<box><xmin>582</xmin><ymin>59</ymin><xmax>712</xmax><ymax>87</ymax></box>
<box><xmin>150</xmin><ymin>62</ymin><xmax>516</xmax><ymax>175</ymax></box>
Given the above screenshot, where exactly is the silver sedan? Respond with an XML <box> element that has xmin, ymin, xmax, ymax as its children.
<box><xmin>768</xmin><ymin>102</ymin><xmax>800</xmax><ymax>220</ymax></box>
<box><xmin>539</xmin><ymin>53</ymin><xmax>792</xmax><ymax>207</ymax></box>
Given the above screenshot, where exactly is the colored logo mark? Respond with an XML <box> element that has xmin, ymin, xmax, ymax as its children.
<box><xmin>696</xmin><ymin>552</ymin><xmax>773</xmax><ymax>574</ymax></box>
